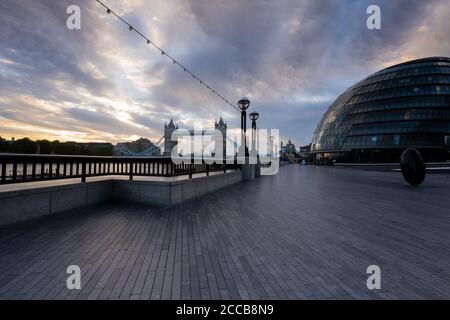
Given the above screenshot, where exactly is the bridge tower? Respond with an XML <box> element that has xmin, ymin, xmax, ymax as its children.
<box><xmin>164</xmin><ymin>119</ymin><xmax>178</xmax><ymax>156</ymax></box>
<box><xmin>214</xmin><ymin>117</ymin><xmax>227</xmax><ymax>159</ymax></box>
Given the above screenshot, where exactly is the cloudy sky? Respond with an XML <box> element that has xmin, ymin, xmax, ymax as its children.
<box><xmin>0</xmin><ymin>0</ymin><xmax>449</xmax><ymax>146</ymax></box>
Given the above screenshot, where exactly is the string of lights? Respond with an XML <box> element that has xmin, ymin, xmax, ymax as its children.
<box><xmin>95</xmin><ymin>0</ymin><xmax>240</xmax><ymax>111</ymax></box>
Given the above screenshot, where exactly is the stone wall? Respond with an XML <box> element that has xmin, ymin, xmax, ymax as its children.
<box><xmin>0</xmin><ymin>180</ymin><xmax>112</xmax><ymax>226</ymax></box>
<box><xmin>112</xmin><ymin>170</ymin><xmax>242</xmax><ymax>206</ymax></box>
<box><xmin>0</xmin><ymin>171</ymin><xmax>243</xmax><ymax>226</ymax></box>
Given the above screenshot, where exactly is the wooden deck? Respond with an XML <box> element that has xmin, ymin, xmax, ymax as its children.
<box><xmin>1</xmin><ymin>165</ymin><xmax>450</xmax><ymax>299</ymax></box>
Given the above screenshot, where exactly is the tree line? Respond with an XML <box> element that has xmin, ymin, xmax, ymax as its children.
<box><xmin>0</xmin><ymin>137</ymin><xmax>113</xmax><ymax>156</ymax></box>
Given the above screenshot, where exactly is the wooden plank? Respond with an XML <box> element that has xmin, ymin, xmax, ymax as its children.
<box><xmin>1</xmin><ymin>166</ymin><xmax>450</xmax><ymax>299</ymax></box>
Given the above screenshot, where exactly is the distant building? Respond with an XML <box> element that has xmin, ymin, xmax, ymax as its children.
<box><xmin>299</xmin><ymin>144</ymin><xmax>312</xmax><ymax>163</ymax></box>
<box><xmin>280</xmin><ymin>140</ymin><xmax>298</xmax><ymax>163</ymax></box>
<box><xmin>299</xmin><ymin>144</ymin><xmax>311</xmax><ymax>155</ymax></box>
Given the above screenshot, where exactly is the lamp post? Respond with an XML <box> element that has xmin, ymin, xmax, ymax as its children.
<box><xmin>238</xmin><ymin>97</ymin><xmax>250</xmax><ymax>157</ymax></box>
<box><xmin>249</xmin><ymin>110</ymin><xmax>259</xmax><ymax>160</ymax></box>
<box><xmin>249</xmin><ymin>110</ymin><xmax>259</xmax><ymax>130</ymax></box>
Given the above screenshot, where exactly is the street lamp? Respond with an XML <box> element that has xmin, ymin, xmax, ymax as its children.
<box><xmin>249</xmin><ymin>110</ymin><xmax>259</xmax><ymax>161</ymax></box>
<box><xmin>238</xmin><ymin>96</ymin><xmax>250</xmax><ymax>111</ymax></box>
<box><xmin>238</xmin><ymin>97</ymin><xmax>250</xmax><ymax>156</ymax></box>
<box><xmin>249</xmin><ymin>110</ymin><xmax>259</xmax><ymax>130</ymax></box>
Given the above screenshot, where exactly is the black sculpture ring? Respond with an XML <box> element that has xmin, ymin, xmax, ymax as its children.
<box><xmin>400</xmin><ymin>148</ymin><xmax>426</xmax><ymax>186</ymax></box>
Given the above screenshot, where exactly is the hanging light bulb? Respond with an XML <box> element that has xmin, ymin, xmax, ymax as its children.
<box><xmin>129</xmin><ymin>25</ymin><xmax>133</xmax><ymax>31</ymax></box>
<box><xmin>147</xmin><ymin>40</ymin><xmax>150</xmax><ymax>44</ymax></box>
<box><xmin>106</xmin><ymin>8</ymin><xmax>111</xmax><ymax>14</ymax></box>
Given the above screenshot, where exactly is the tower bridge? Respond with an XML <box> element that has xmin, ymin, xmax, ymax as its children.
<box><xmin>163</xmin><ymin>117</ymin><xmax>228</xmax><ymax>156</ymax></box>
<box><xmin>114</xmin><ymin>117</ymin><xmax>232</xmax><ymax>157</ymax></box>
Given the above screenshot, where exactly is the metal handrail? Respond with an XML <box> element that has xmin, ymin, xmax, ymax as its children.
<box><xmin>0</xmin><ymin>153</ymin><xmax>240</xmax><ymax>184</ymax></box>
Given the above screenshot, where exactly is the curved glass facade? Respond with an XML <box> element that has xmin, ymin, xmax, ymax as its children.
<box><xmin>311</xmin><ymin>57</ymin><xmax>450</xmax><ymax>162</ymax></box>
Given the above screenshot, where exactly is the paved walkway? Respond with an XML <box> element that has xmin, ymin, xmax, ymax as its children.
<box><xmin>1</xmin><ymin>166</ymin><xmax>450</xmax><ymax>299</ymax></box>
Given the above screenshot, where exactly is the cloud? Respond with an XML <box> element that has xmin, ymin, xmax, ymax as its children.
<box><xmin>0</xmin><ymin>0</ymin><xmax>449</xmax><ymax>146</ymax></box>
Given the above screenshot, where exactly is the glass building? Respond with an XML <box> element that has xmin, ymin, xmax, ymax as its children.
<box><xmin>311</xmin><ymin>57</ymin><xmax>450</xmax><ymax>163</ymax></box>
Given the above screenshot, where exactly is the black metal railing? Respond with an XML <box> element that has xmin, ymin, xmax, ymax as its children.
<box><xmin>0</xmin><ymin>154</ymin><xmax>240</xmax><ymax>184</ymax></box>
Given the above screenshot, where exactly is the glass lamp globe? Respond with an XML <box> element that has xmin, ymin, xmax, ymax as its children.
<box><xmin>238</xmin><ymin>96</ymin><xmax>250</xmax><ymax>111</ymax></box>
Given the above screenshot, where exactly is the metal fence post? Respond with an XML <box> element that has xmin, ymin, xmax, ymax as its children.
<box><xmin>129</xmin><ymin>161</ymin><xmax>134</xmax><ymax>180</ymax></box>
<box><xmin>81</xmin><ymin>161</ymin><xmax>86</xmax><ymax>183</ymax></box>
<box><xmin>1</xmin><ymin>161</ymin><xmax>6</xmax><ymax>182</ymax></box>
